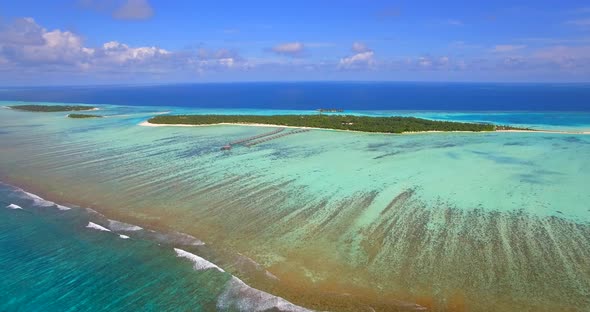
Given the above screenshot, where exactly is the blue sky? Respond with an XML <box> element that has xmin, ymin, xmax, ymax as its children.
<box><xmin>1</xmin><ymin>0</ymin><xmax>590</xmax><ymax>85</ymax></box>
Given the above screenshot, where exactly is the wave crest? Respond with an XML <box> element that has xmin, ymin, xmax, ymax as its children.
<box><xmin>17</xmin><ymin>189</ymin><xmax>71</xmax><ymax>210</ymax></box>
<box><xmin>174</xmin><ymin>248</ymin><xmax>224</xmax><ymax>272</ymax></box>
<box><xmin>108</xmin><ymin>219</ymin><xmax>143</xmax><ymax>232</ymax></box>
<box><xmin>217</xmin><ymin>277</ymin><xmax>314</xmax><ymax>312</ymax></box>
<box><xmin>6</xmin><ymin>203</ymin><xmax>22</xmax><ymax>210</ymax></box>
<box><xmin>86</xmin><ymin>222</ymin><xmax>111</xmax><ymax>232</ymax></box>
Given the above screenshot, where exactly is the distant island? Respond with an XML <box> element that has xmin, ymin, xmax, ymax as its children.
<box><xmin>67</xmin><ymin>113</ymin><xmax>103</xmax><ymax>119</ymax></box>
<box><xmin>147</xmin><ymin>114</ymin><xmax>529</xmax><ymax>133</ymax></box>
<box><xmin>317</xmin><ymin>108</ymin><xmax>344</xmax><ymax>113</ymax></box>
<box><xmin>8</xmin><ymin>104</ymin><xmax>97</xmax><ymax>112</ymax></box>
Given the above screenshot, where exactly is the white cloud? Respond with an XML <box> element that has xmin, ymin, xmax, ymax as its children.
<box><xmin>352</xmin><ymin>42</ymin><xmax>371</xmax><ymax>53</ymax></box>
<box><xmin>339</xmin><ymin>51</ymin><xmax>375</xmax><ymax>69</ymax></box>
<box><xmin>0</xmin><ymin>17</ymin><xmax>46</xmax><ymax>45</ymax></box>
<box><xmin>0</xmin><ymin>17</ymin><xmax>253</xmax><ymax>76</ymax></box>
<box><xmin>271</xmin><ymin>42</ymin><xmax>305</xmax><ymax>57</ymax></box>
<box><xmin>113</xmin><ymin>0</ymin><xmax>154</xmax><ymax>20</ymax></box>
<box><xmin>0</xmin><ymin>18</ymin><xmax>90</xmax><ymax>66</ymax></box>
<box><xmin>98</xmin><ymin>41</ymin><xmax>169</xmax><ymax>64</ymax></box>
<box><xmin>493</xmin><ymin>45</ymin><xmax>527</xmax><ymax>53</ymax></box>
<box><xmin>418</xmin><ymin>57</ymin><xmax>432</xmax><ymax>67</ymax></box>
<box><xmin>339</xmin><ymin>43</ymin><xmax>375</xmax><ymax>69</ymax></box>
<box><xmin>193</xmin><ymin>48</ymin><xmax>242</xmax><ymax>69</ymax></box>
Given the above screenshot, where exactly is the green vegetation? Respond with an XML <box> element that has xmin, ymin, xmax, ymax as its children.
<box><xmin>148</xmin><ymin>114</ymin><xmax>518</xmax><ymax>133</ymax></box>
<box><xmin>67</xmin><ymin>114</ymin><xmax>103</xmax><ymax>119</ymax></box>
<box><xmin>8</xmin><ymin>105</ymin><xmax>96</xmax><ymax>112</ymax></box>
<box><xmin>495</xmin><ymin>125</ymin><xmax>533</xmax><ymax>131</ymax></box>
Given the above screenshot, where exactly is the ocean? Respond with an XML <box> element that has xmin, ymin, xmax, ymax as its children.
<box><xmin>1</xmin><ymin>83</ymin><xmax>589</xmax><ymax>312</ymax></box>
<box><xmin>1</xmin><ymin>82</ymin><xmax>590</xmax><ymax>111</ymax></box>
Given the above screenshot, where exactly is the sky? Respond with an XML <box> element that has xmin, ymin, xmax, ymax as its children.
<box><xmin>1</xmin><ymin>0</ymin><xmax>590</xmax><ymax>85</ymax></box>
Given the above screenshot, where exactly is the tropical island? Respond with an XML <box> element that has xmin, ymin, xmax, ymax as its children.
<box><xmin>8</xmin><ymin>104</ymin><xmax>97</xmax><ymax>112</ymax></box>
<box><xmin>147</xmin><ymin>114</ymin><xmax>529</xmax><ymax>133</ymax></box>
<box><xmin>67</xmin><ymin>113</ymin><xmax>103</xmax><ymax>119</ymax></box>
<box><xmin>317</xmin><ymin>108</ymin><xmax>344</xmax><ymax>113</ymax></box>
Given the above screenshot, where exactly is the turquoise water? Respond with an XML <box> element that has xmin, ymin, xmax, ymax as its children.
<box><xmin>1</xmin><ymin>102</ymin><xmax>589</xmax><ymax>311</ymax></box>
<box><xmin>0</xmin><ymin>183</ymin><xmax>227</xmax><ymax>311</ymax></box>
<box><xmin>0</xmin><ymin>182</ymin><xmax>314</xmax><ymax>312</ymax></box>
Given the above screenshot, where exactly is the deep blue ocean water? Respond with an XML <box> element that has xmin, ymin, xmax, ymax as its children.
<box><xmin>1</xmin><ymin>82</ymin><xmax>589</xmax><ymax>111</ymax></box>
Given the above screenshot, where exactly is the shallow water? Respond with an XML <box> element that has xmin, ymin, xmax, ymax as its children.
<box><xmin>1</xmin><ymin>103</ymin><xmax>589</xmax><ymax>311</ymax></box>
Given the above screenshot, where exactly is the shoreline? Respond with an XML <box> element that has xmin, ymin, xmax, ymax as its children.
<box><xmin>139</xmin><ymin>121</ymin><xmax>491</xmax><ymax>135</ymax></box>
<box><xmin>139</xmin><ymin>120</ymin><xmax>590</xmax><ymax>135</ymax></box>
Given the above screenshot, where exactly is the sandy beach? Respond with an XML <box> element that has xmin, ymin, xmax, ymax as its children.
<box><xmin>139</xmin><ymin>120</ymin><xmax>590</xmax><ymax>135</ymax></box>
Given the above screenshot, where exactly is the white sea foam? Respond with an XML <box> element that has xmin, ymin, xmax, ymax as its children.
<box><xmin>174</xmin><ymin>248</ymin><xmax>314</xmax><ymax>311</ymax></box>
<box><xmin>85</xmin><ymin>208</ymin><xmax>106</xmax><ymax>218</ymax></box>
<box><xmin>21</xmin><ymin>191</ymin><xmax>54</xmax><ymax>207</ymax></box>
<box><xmin>171</xmin><ymin>232</ymin><xmax>205</xmax><ymax>246</ymax></box>
<box><xmin>217</xmin><ymin>276</ymin><xmax>314</xmax><ymax>312</ymax></box>
<box><xmin>108</xmin><ymin>219</ymin><xmax>143</xmax><ymax>232</ymax></box>
<box><xmin>6</xmin><ymin>204</ymin><xmax>22</xmax><ymax>210</ymax></box>
<box><xmin>174</xmin><ymin>248</ymin><xmax>224</xmax><ymax>272</ymax></box>
<box><xmin>86</xmin><ymin>222</ymin><xmax>111</xmax><ymax>232</ymax></box>
<box><xmin>119</xmin><ymin>234</ymin><xmax>130</xmax><ymax>239</ymax></box>
<box><xmin>17</xmin><ymin>190</ymin><xmax>71</xmax><ymax>210</ymax></box>
<box><xmin>55</xmin><ymin>204</ymin><xmax>72</xmax><ymax>211</ymax></box>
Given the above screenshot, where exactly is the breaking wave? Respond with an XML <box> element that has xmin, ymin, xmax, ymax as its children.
<box><xmin>108</xmin><ymin>219</ymin><xmax>143</xmax><ymax>232</ymax></box>
<box><xmin>217</xmin><ymin>276</ymin><xmax>313</xmax><ymax>312</ymax></box>
<box><xmin>174</xmin><ymin>248</ymin><xmax>224</xmax><ymax>272</ymax></box>
<box><xmin>86</xmin><ymin>222</ymin><xmax>111</xmax><ymax>232</ymax></box>
<box><xmin>15</xmin><ymin>188</ymin><xmax>71</xmax><ymax>210</ymax></box>
<box><xmin>6</xmin><ymin>203</ymin><xmax>22</xmax><ymax>209</ymax></box>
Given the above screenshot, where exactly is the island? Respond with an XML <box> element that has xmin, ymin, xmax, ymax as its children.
<box><xmin>147</xmin><ymin>114</ymin><xmax>529</xmax><ymax>133</ymax></box>
<box><xmin>67</xmin><ymin>114</ymin><xmax>103</xmax><ymax>119</ymax></box>
<box><xmin>8</xmin><ymin>104</ymin><xmax>97</xmax><ymax>112</ymax></box>
<box><xmin>317</xmin><ymin>108</ymin><xmax>344</xmax><ymax>113</ymax></box>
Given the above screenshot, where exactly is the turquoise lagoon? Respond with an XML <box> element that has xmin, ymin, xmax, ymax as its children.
<box><xmin>1</xmin><ymin>102</ymin><xmax>589</xmax><ymax>311</ymax></box>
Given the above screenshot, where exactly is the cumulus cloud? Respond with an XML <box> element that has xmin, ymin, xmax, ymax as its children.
<box><xmin>395</xmin><ymin>56</ymin><xmax>454</xmax><ymax>71</ymax></box>
<box><xmin>339</xmin><ymin>43</ymin><xmax>375</xmax><ymax>69</ymax></box>
<box><xmin>352</xmin><ymin>42</ymin><xmax>371</xmax><ymax>53</ymax></box>
<box><xmin>493</xmin><ymin>45</ymin><xmax>527</xmax><ymax>53</ymax></box>
<box><xmin>271</xmin><ymin>42</ymin><xmax>305</xmax><ymax>57</ymax></box>
<box><xmin>3</xmin><ymin>16</ymin><xmax>590</xmax><ymax>83</ymax></box>
<box><xmin>339</xmin><ymin>51</ymin><xmax>375</xmax><ymax>69</ymax></box>
<box><xmin>0</xmin><ymin>17</ymin><xmax>170</xmax><ymax>69</ymax></box>
<box><xmin>97</xmin><ymin>41</ymin><xmax>169</xmax><ymax>64</ymax></box>
<box><xmin>0</xmin><ymin>18</ymin><xmax>91</xmax><ymax>67</ymax></box>
<box><xmin>193</xmin><ymin>48</ymin><xmax>243</xmax><ymax>70</ymax></box>
<box><xmin>113</xmin><ymin>0</ymin><xmax>154</xmax><ymax>20</ymax></box>
<box><xmin>0</xmin><ymin>17</ymin><xmax>249</xmax><ymax>79</ymax></box>
<box><xmin>0</xmin><ymin>17</ymin><xmax>46</xmax><ymax>45</ymax></box>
